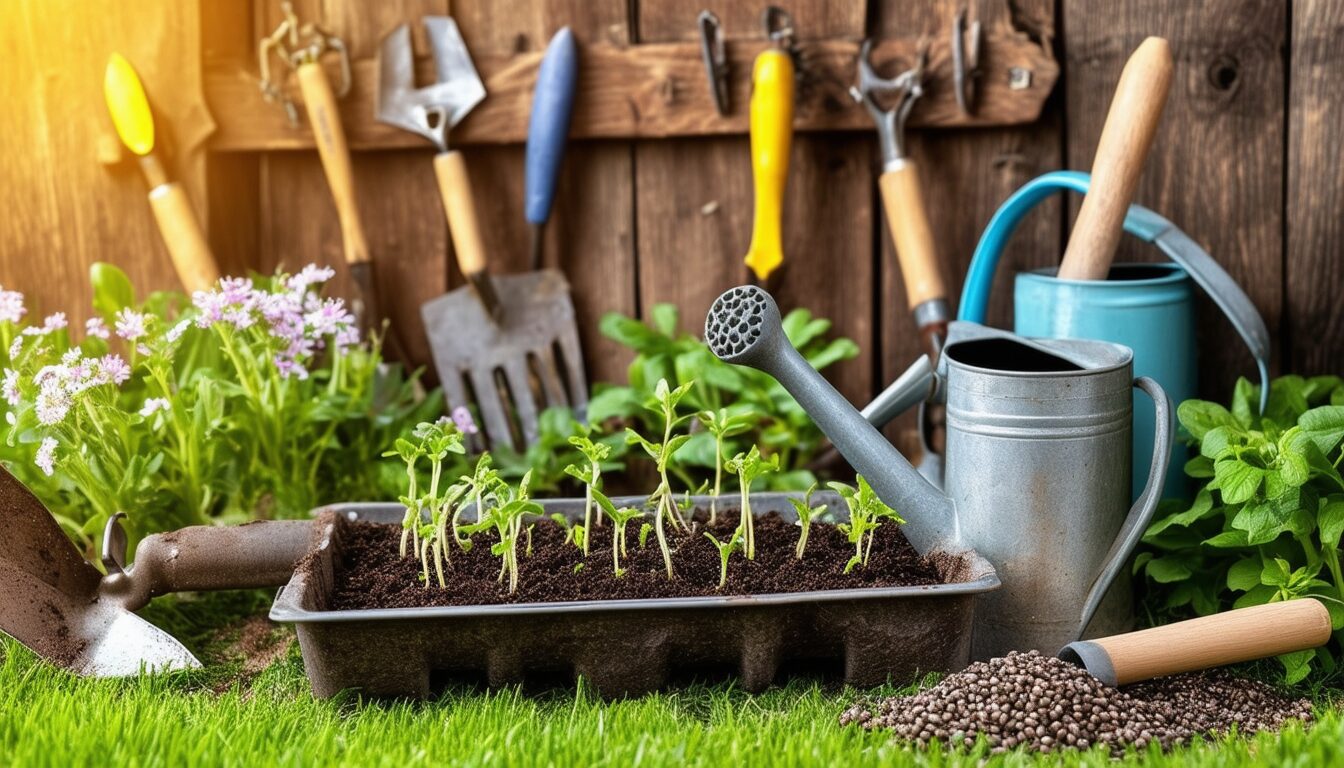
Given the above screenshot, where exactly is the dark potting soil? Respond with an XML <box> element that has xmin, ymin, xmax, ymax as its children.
<box><xmin>327</xmin><ymin>509</ymin><xmax>943</xmax><ymax>609</ymax></box>
<box><xmin>840</xmin><ymin>651</ymin><xmax>1314</xmax><ymax>756</ymax></box>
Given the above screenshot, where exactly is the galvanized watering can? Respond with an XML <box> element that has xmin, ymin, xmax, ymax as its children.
<box><xmin>959</xmin><ymin>170</ymin><xmax>1271</xmax><ymax>499</ymax></box>
<box><xmin>706</xmin><ymin>287</ymin><xmax>1172</xmax><ymax>658</ymax></box>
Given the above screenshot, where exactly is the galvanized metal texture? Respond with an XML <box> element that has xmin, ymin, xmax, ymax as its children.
<box><xmin>420</xmin><ymin>269</ymin><xmax>588</xmax><ymax>451</ymax></box>
<box><xmin>271</xmin><ymin>493</ymin><xmax>1000</xmax><ymax>699</ymax></box>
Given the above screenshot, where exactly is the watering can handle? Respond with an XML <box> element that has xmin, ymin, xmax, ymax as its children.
<box><xmin>1073</xmin><ymin>376</ymin><xmax>1172</xmax><ymax>642</ymax></box>
<box><xmin>959</xmin><ymin>169</ymin><xmax>1271</xmax><ymax>412</ymax></box>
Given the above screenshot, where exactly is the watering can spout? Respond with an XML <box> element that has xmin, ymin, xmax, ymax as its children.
<box><xmin>705</xmin><ymin>286</ymin><xmax>957</xmax><ymax>553</ymax></box>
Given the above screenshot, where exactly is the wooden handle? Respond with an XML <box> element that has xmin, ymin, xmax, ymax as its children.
<box><xmin>1058</xmin><ymin>37</ymin><xmax>1173</xmax><ymax>280</ymax></box>
<box><xmin>880</xmin><ymin>160</ymin><xmax>948</xmax><ymax>309</ymax></box>
<box><xmin>434</xmin><ymin>150</ymin><xmax>490</xmax><ymax>277</ymax></box>
<box><xmin>147</xmin><ymin>182</ymin><xmax>220</xmax><ymax>293</ymax></box>
<box><xmin>297</xmin><ymin>62</ymin><xmax>369</xmax><ymax>267</ymax></box>
<box><xmin>1082</xmin><ymin>600</ymin><xmax>1333</xmax><ymax>685</ymax></box>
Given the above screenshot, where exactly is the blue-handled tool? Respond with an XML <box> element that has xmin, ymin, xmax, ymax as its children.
<box><xmin>525</xmin><ymin>27</ymin><xmax>579</xmax><ymax>270</ymax></box>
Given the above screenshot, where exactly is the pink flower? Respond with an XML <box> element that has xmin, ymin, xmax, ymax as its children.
<box><xmin>2</xmin><ymin>368</ymin><xmax>19</xmax><ymax>406</ymax></box>
<box><xmin>34</xmin><ymin>380</ymin><xmax>70</xmax><ymax>425</ymax></box>
<box><xmin>451</xmin><ymin>406</ymin><xmax>479</xmax><ymax>435</ymax></box>
<box><xmin>0</xmin><ymin>289</ymin><xmax>26</xmax><ymax>324</ymax></box>
<box><xmin>98</xmin><ymin>355</ymin><xmax>131</xmax><ymax>385</ymax></box>
<box><xmin>139</xmin><ymin>397</ymin><xmax>170</xmax><ymax>417</ymax></box>
<box><xmin>166</xmin><ymin>319</ymin><xmax>190</xmax><ymax>343</ymax></box>
<box><xmin>114</xmin><ymin>308</ymin><xmax>147</xmax><ymax>341</ymax></box>
<box><xmin>286</xmin><ymin>264</ymin><xmax>336</xmax><ymax>293</ymax></box>
<box><xmin>22</xmin><ymin>313</ymin><xmax>66</xmax><ymax>337</ymax></box>
<box><xmin>34</xmin><ymin>437</ymin><xmax>57</xmax><ymax>476</ymax></box>
<box><xmin>8</xmin><ymin>337</ymin><xmax>21</xmax><ymax>358</ymax></box>
<box><xmin>85</xmin><ymin>317</ymin><xmax>110</xmax><ymax>340</ymax></box>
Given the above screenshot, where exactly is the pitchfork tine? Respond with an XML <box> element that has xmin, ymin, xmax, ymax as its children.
<box><xmin>469</xmin><ymin>366</ymin><xmax>516</xmax><ymax>452</ymax></box>
<box><xmin>557</xmin><ymin>329</ymin><xmax>589</xmax><ymax>414</ymax></box>
<box><xmin>502</xmin><ymin>360</ymin><xmax>541</xmax><ymax>447</ymax></box>
<box><xmin>534</xmin><ymin>347</ymin><xmax>569</xmax><ymax>409</ymax></box>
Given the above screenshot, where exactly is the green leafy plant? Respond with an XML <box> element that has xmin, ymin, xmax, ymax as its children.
<box><xmin>590</xmin><ymin>303</ymin><xmax>857</xmax><ymax>491</ymax></box>
<box><xmin>703</xmin><ymin>530</ymin><xmax>743</xmax><ymax>590</ymax></box>
<box><xmin>789</xmin><ymin>482</ymin><xmax>829</xmax><ymax>560</ymax></box>
<box><xmin>1138</xmin><ymin>375</ymin><xmax>1344</xmax><ymax>682</ymax></box>
<box><xmin>697</xmin><ymin>408</ymin><xmax>753</xmax><ymax>523</ymax></box>
<box><xmin>625</xmin><ymin>378</ymin><xmax>695</xmax><ymax>579</ymax></box>
<box><xmin>0</xmin><ymin>263</ymin><xmax>439</xmax><ymax>558</ymax></box>
<box><xmin>475</xmin><ymin>469</ymin><xmax>542</xmax><ymax>594</ymax></box>
<box><xmin>829</xmin><ymin>476</ymin><xmax>904</xmax><ymax>574</ymax></box>
<box><xmin>593</xmin><ymin>486</ymin><xmax>643</xmax><ymax>577</ymax></box>
<box><xmin>564</xmin><ymin>427</ymin><xmax>612</xmax><ymax>555</ymax></box>
<box><xmin>725</xmin><ymin>445</ymin><xmax>779</xmax><ymax>560</ymax></box>
<box><xmin>493</xmin><ymin>406</ymin><xmax>627</xmax><ymax>494</ymax></box>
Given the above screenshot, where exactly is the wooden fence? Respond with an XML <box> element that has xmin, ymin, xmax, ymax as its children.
<box><xmin>2</xmin><ymin>0</ymin><xmax>1340</xmax><ymax>456</ymax></box>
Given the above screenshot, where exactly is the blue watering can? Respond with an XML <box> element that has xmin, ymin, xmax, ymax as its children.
<box><xmin>956</xmin><ymin>170</ymin><xmax>1271</xmax><ymax>497</ymax></box>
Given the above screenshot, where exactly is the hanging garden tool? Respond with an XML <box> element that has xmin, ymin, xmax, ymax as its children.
<box><xmin>525</xmin><ymin>28</ymin><xmax>579</xmax><ymax>271</ymax></box>
<box><xmin>103</xmin><ymin>53</ymin><xmax>219</xmax><ymax>293</ymax></box>
<box><xmin>850</xmin><ymin>40</ymin><xmax>947</xmax><ymax>486</ymax></box>
<box><xmin>258</xmin><ymin>4</ymin><xmax>407</xmax><ymax>354</ymax></box>
<box><xmin>742</xmin><ymin>7</ymin><xmax>796</xmax><ymax>285</ymax></box>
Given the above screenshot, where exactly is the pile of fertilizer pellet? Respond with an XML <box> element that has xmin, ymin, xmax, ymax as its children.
<box><xmin>840</xmin><ymin>651</ymin><xmax>1313</xmax><ymax>756</ymax></box>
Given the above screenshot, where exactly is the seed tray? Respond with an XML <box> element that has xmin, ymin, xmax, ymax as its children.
<box><xmin>270</xmin><ymin>493</ymin><xmax>1000</xmax><ymax>698</ymax></box>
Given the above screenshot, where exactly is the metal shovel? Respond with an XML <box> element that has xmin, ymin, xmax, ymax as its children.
<box><xmin>402</xmin><ymin>25</ymin><xmax>588</xmax><ymax>451</ymax></box>
<box><xmin>0</xmin><ymin>468</ymin><xmax>311</xmax><ymax>676</ymax></box>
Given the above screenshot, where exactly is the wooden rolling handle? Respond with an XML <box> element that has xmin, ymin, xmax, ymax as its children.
<box><xmin>880</xmin><ymin>160</ymin><xmax>948</xmax><ymax>309</ymax></box>
<box><xmin>297</xmin><ymin>62</ymin><xmax>369</xmax><ymax>268</ymax></box>
<box><xmin>1058</xmin><ymin>37</ymin><xmax>1173</xmax><ymax>280</ymax></box>
<box><xmin>147</xmin><ymin>182</ymin><xmax>220</xmax><ymax>293</ymax></box>
<box><xmin>1065</xmin><ymin>600</ymin><xmax>1333</xmax><ymax>686</ymax></box>
<box><xmin>434</xmin><ymin>150</ymin><xmax>490</xmax><ymax>279</ymax></box>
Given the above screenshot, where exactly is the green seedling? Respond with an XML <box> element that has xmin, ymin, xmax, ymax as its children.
<box><xmin>697</xmin><ymin>409</ymin><xmax>753</xmax><ymax>524</ymax></box>
<box><xmin>454</xmin><ymin>452</ymin><xmax>499</xmax><ymax>552</ymax></box>
<box><xmin>829</xmin><ymin>475</ymin><xmax>904</xmax><ymax>573</ymax></box>
<box><xmin>789</xmin><ymin>482</ymin><xmax>828</xmax><ymax>560</ymax></box>
<box><xmin>593</xmin><ymin>485</ymin><xmax>644</xmax><ymax>576</ymax></box>
<box><xmin>638</xmin><ymin>522</ymin><xmax>653</xmax><ymax>548</ymax></box>
<box><xmin>564</xmin><ymin>428</ymin><xmax>611</xmax><ymax>555</ymax></box>
<box><xmin>386</xmin><ymin>419</ymin><xmax>468</xmax><ymax>587</ymax></box>
<box><xmin>625</xmin><ymin>377</ymin><xmax>695</xmax><ymax>579</ymax></box>
<box><xmin>525</xmin><ymin>523</ymin><xmax>535</xmax><ymax>558</ymax></box>
<box><xmin>726</xmin><ymin>445</ymin><xmax>779</xmax><ymax>560</ymax></box>
<box><xmin>703</xmin><ymin>530</ymin><xmax>743</xmax><ymax>590</ymax></box>
<box><xmin>566</xmin><ymin>523</ymin><xmax>588</xmax><ymax>553</ymax></box>
<box><xmin>479</xmin><ymin>469</ymin><xmax>542</xmax><ymax>594</ymax></box>
<box><xmin>381</xmin><ymin>436</ymin><xmax>425</xmax><ymax>559</ymax></box>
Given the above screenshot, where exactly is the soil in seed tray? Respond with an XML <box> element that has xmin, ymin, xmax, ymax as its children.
<box><xmin>841</xmin><ymin>650</ymin><xmax>1314</xmax><ymax>756</ymax></box>
<box><xmin>328</xmin><ymin>509</ymin><xmax>943</xmax><ymax>609</ymax></box>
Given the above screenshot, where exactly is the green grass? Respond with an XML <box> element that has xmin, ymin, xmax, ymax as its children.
<box><xmin>2</xmin><ymin>595</ymin><xmax>1342</xmax><ymax>767</ymax></box>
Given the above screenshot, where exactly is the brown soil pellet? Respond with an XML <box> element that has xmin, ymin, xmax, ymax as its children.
<box><xmin>840</xmin><ymin>650</ymin><xmax>1314</xmax><ymax>756</ymax></box>
<box><xmin>327</xmin><ymin>508</ymin><xmax>943</xmax><ymax>609</ymax></box>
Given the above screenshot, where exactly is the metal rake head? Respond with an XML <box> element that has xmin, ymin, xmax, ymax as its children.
<box><xmin>376</xmin><ymin>16</ymin><xmax>486</xmax><ymax>151</ymax></box>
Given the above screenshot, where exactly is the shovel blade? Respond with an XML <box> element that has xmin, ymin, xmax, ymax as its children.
<box><xmin>421</xmin><ymin>270</ymin><xmax>588</xmax><ymax>452</ymax></box>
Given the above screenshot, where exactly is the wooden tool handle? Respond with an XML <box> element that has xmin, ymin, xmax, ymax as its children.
<box><xmin>297</xmin><ymin>62</ymin><xmax>369</xmax><ymax>267</ymax></box>
<box><xmin>147</xmin><ymin>182</ymin><xmax>220</xmax><ymax>293</ymax></box>
<box><xmin>434</xmin><ymin>150</ymin><xmax>490</xmax><ymax>277</ymax></box>
<box><xmin>1058</xmin><ymin>37</ymin><xmax>1173</xmax><ymax>280</ymax></box>
<box><xmin>880</xmin><ymin>160</ymin><xmax>948</xmax><ymax>309</ymax></box>
<box><xmin>1082</xmin><ymin>600</ymin><xmax>1333</xmax><ymax>685</ymax></box>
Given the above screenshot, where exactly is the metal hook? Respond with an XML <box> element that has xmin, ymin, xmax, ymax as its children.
<box><xmin>258</xmin><ymin>1</ymin><xmax>352</xmax><ymax>127</ymax></box>
<box><xmin>951</xmin><ymin>7</ymin><xmax>982</xmax><ymax>116</ymax></box>
<box><xmin>698</xmin><ymin>10</ymin><xmax>729</xmax><ymax>115</ymax></box>
<box><xmin>762</xmin><ymin>6</ymin><xmax>796</xmax><ymax>51</ymax></box>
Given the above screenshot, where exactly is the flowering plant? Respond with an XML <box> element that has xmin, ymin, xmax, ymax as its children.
<box><xmin>0</xmin><ymin>263</ymin><xmax>440</xmax><ymax>558</ymax></box>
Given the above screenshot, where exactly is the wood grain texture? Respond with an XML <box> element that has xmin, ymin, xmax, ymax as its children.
<box><xmin>0</xmin><ymin>0</ymin><xmax>211</xmax><ymax>317</ymax></box>
<box><xmin>1286</xmin><ymin>0</ymin><xmax>1344</xmax><ymax>375</ymax></box>
<box><xmin>451</xmin><ymin>0</ymin><xmax>637</xmax><ymax>387</ymax></box>
<box><xmin>204</xmin><ymin>33</ymin><xmax>1059</xmax><ymax>150</ymax></box>
<box><xmin>1063</xmin><ymin>0</ymin><xmax>1285</xmax><ymax>399</ymax></box>
<box><xmin>877</xmin><ymin>0</ymin><xmax>1064</xmax><ymax>458</ymax></box>
<box><xmin>635</xmin><ymin>1</ymin><xmax>873</xmax><ymax>406</ymax></box>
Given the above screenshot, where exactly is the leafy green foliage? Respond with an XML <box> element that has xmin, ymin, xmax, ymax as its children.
<box><xmin>1138</xmin><ymin>375</ymin><xmax>1344</xmax><ymax>682</ymax></box>
<box><xmin>697</xmin><ymin>408</ymin><xmax>753</xmax><ymax>524</ymax></box>
<box><xmin>381</xmin><ymin>420</ymin><xmax>468</xmax><ymax>586</ymax></box>
<box><xmin>788</xmin><ymin>483</ymin><xmax>829</xmax><ymax>560</ymax></box>
<box><xmin>703</xmin><ymin>530</ymin><xmax>743</xmax><ymax>590</ymax></box>
<box><xmin>829</xmin><ymin>476</ymin><xmax>905</xmax><ymax>574</ymax></box>
<box><xmin>591</xmin><ymin>303</ymin><xmax>857</xmax><ymax>491</ymax></box>
<box><xmin>625</xmin><ymin>377</ymin><xmax>696</xmax><ymax>579</ymax></box>
<box><xmin>725</xmin><ymin>445</ymin><xmax>779</xmax><ymax>560</ymax></box>
<box><xmin>565</xmin><ymin>426</ymin><xmax>613</xmax><ymax>555</ymax></box>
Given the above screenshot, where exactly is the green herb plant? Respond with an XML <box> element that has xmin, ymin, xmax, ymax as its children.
<box><xmin>592</xmin><ymin>486</ymin><xmax>644</xmax><ymax>577</ymax></box>
<box><xmin>1137</xmin><ymin>375</ymin><xmax>1344</xmax><ymax>682</ymax></box>
<box><xmin>703</xmin><ymin>530</ymin><xmax>743</xmax><ymax>590</ymax></box>
<box><xmin>829</xmin><ymin>476</ymin><xmax>904</xmax><ymax>574</ymax></box>
<box><xmin>725</xmin><ymin>445</ymin><xmax>779</xmax><ymax>560</ymax></box>
<box><xmin>565</xmin><ymin>427</ymin><xmax>611</xmax><ymax>555</ymax></box>
<box><xmin>697</xmin><ymin>408</ymin><xmax>753</xmax><ymax>523</ymax></box>
<box><xmin>473</xmin><ymin>470</ymin><xmax>542</xmax><ymax>594</ymax></box>
<box><xmin>625</xmin><ymin>378</ymin><xmax>695</xmax><ymax>579</ymax></box>
<box><xmin>789</xmin><ymin>482</ymin><xmax>829</xmax><ymax>560</ymax></box>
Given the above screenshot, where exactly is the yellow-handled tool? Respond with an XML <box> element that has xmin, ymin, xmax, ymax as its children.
<box><xmin>743</xmin><ymin>8</ymin><xmax>796</xmax><ymax>284</ymax></box>
<box><xmin>103</xmin><ymin>53</ymin><xmax>219</xmax><ymax>294</ymax></box>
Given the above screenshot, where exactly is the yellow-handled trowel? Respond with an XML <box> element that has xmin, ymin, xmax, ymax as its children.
<box><xmin>743</xmin><ymin>8</ymin><xmax>795</xmax><ymax>284</ymax></box>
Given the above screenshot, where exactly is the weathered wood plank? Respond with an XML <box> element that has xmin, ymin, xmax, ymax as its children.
<box><xmin>634</xmin><ymin>1</ymin><xmax>874</xmax><ymax>406</ymax></box>
<box><xmin>1063</xmin><ymin>0</ymin><xmax>1286</xmax><ymax>399</ymax></box>
<box><xmin>877</xmin><ymin>0</ymin><xmax>1064</xmax><ymax>458</ymax></box>
<box><xmin>204</xmin><ymin>33</ymin><xmax>1060</xmax><ymax>150</ymax></box>
<box><xmin>1286</xmin><ymin>0</ymin><xmax>1344</xmax><ymax>375</ymax></box>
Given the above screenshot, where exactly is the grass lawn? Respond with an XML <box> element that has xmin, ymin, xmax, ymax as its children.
<box><xmin>2</xmin><ymin>592</ymin><xmax>1341</xmax><ymax>767</ymax></box>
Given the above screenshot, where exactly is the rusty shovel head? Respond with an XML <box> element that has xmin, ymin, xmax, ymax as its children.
<box><xmin>0</xmin><ymin>468</ymin><xmax>198</xmax><ymax>676</ymax></box>
<box><xmin>421</xmin><ymin>269</ymin><xmax>589</xmax><ymax>452</ymax></box>
<box><xmin>376</xmin><ymin>16</ymin><xmax>485</xmax><ymax>150</ymax></box>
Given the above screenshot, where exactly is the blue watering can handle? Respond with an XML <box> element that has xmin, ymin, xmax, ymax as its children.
<box><xmin>959</xmin><ymin>170</ymin><xmax>1272</xmax><ymax>413</ymax></box>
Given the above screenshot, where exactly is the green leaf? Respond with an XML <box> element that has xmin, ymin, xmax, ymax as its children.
<box><xmin>1204</xmin><ymin>529</ymin><xmax>1250</xmax><ymax>548</ymax></box>
<box><xmin>586</xmin><ymin>386</ymin><xmax>642</xmax><ymax>424</ymax></box>
<box><xmin>89</xmin><ymin>262</ymin><xmax>136</xmax><ymax>318</ymax></box>
<box><xmin>671</xmin><ymin>430</ymin><xmax>718</xmax><ymax>468</ymax></box>
<box><xmin>1199</xmin><ymin>426</ymin><xmax>1236</xmax><ymax>459</ymax></box>
<box><xmin>1299</xmin><ymin>405</ymin><xmax>1344</xmax><ymax>456</ymax></box>
<box><xmin>1320</xmin><ymin>496</ymin><xmax>1344</xmax><ymax>547</ymax></box>
<box><xmin>599</xmin><ymin>312</ymin><xmax>664</xmax><ymax>352</ymax></box>
<box><xmin>1259</xmin><ymin>557</ymin><xmax>1293</xmax><ymax>587</ymax></box>
<box><xmin>1144</xmin><ymin>556</ymin><xmax>1193</xmax><ymax>583</ymax></box>
<box><xmin>1266</xmin><ymin>376</ymin><xmax>1310</xmax><ymax>426</ymax></box>
<box><xmin>1227</xmin><ymin>557</ymin><xmax>1263</xmax><ymax>591</ymax></box>
<box><xmin>1278</xmin><ymin>649</ymin><xmax>1316</xmax><ymax>685</ymax></box>
<box><xmin>1232</xmin><ymin>584</ymin><xmax>1277</xmax><ymax>609</ymax></box>
<box><xmin>804</xmin><ymin>338</ymin><xmax>860</xmax><ymax>371</ymax></box>
<box><xmin>1184</xmin><ymin>455</ymin><xmax>1215</xmax><ymax>479</ymax></box>
<box><xmin>1214</xmin><ymin>458</ymin><xmax>1265</xmax><ymax>504</ymax></box>
<box><xmin>1231</xmin><ymin>378</ymin><xmax>1259</xmax><ymax>427</ymax></box>
<box><xmin>1231</xmin><ymin>499</ymin><xmax>1286</xmax><ymax>545</ymax></box>
<box><xmin>1178</xmin><ymin>400</ymin><xmax>1240</xmax><ymax>440</ymax></box>
<box><xmin>650</xmin><ymin>303</ymin><xmax>679</xmax><ymax>337</ymax></box>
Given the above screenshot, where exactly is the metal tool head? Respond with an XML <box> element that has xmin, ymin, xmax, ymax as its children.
<box><xmin>421</xmin><ymin>270</ymin><xmax>589</xmax><ymax>453</ymax></box>
<box><xmin>698</xmin><ymin>10</ymin><xmax>729</xmax><ymax>115</ymax></box>
<box><xmin>376</xmin><ymin>17</ymin><xmax>486</xmax><ymax>151</ymax></box>
<box><xmin>849</xmin><ymin>39</ymin><xmax>928</xmax><ymax>165</ymax></box>
<box><xmin>0</xmin><ymin>468</ymin><xmax>199</xmax><ymax>676</ymax></box>
<box><xmin>258</xmin><ymin>1</ymin><xmax>351</xmax><ymax>127</ymax></box>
